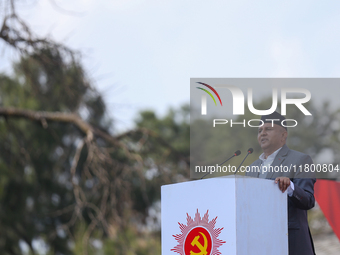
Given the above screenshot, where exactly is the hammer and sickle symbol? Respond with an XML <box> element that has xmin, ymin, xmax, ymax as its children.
<box><xmin>190</xmin><ymin>231</ymin><xmax>208</xmax><ymax>255</ymax></box>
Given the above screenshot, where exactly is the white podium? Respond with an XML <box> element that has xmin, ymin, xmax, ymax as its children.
<box><xmin>161</xmin><ymin>176</ymin><xmax>288</xmax><ymax>255</ymax></box>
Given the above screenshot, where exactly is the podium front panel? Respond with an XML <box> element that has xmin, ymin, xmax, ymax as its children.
<box><xmin>161</xmin><ymin>176</ymin><xmax>288</xmax><ymax>255</ymax></box>
<box><xmin>162</xmin><ymin>178</ymin><xmax>237</xmax><ymax>254</ymax></box>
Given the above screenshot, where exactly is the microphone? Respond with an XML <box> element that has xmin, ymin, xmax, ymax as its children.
<box><xmin>234</xmin><ymin>148</ymin><xmax>253</xmax><ymax>175</ymax></box>
<box><xmin>201</xmin><ymin>150</ymin><xmax>241</xmax><ymax>179</ymax></box>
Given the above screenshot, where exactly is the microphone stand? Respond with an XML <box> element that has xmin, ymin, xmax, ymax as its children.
<box><xmin>234</xmin><ymin>148</ymin><xmax>253</xmax><ymax>175</ymax></box>
<box><xmin>201</xmin><ymin>150</ymin><xmax>241</xmax><ymax>179</ymax></box>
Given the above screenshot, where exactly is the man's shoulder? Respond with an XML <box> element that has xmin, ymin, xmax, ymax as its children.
<box><xmin>285</xmin><ymin>146</ymin><xmax>312</xmax><ymax>162</ymax></box>
<box><xmin>283</xmin><ymin>145</ymin><xmax>316</xmax><ymax>178</ymax></box>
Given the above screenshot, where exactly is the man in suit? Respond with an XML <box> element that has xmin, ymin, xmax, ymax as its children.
<box><xmin>246</xmin><ymin>111</ymin><xmax>316</xmax><ymax>255</ymax></box>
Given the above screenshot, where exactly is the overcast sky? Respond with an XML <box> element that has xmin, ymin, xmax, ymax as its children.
<box><xmin>1</xmin><ymin>0</ymin><xmax>340</xmax><ymax>132</ymax></box>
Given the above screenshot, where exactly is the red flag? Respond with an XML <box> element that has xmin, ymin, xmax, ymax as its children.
<box><xmin>314</xmin><ymin>179</ymin><xmax>340</xmax><ymax>241</ymax></box>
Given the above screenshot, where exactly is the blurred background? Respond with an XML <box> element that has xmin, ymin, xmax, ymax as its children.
<box><xmin>0</xmin><ymin>0</ymin><xmax>340</xmax><ymax>254</ymax></box>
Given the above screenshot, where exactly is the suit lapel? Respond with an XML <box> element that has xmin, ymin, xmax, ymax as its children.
<box><xmin>266</xmin><ymin>144</ymin><xmax>289</xmax><ymax>179</ymax></box>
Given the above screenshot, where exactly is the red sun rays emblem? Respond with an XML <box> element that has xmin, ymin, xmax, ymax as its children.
<box><xmin>171</xmin><ymin>209</ymin><xmax>226</xmax><ymax>255</ymax></box>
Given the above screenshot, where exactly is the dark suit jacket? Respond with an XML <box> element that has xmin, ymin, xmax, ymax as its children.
<box><xmin>246</xmin><ymin>144</ymin><xmax>316</xmax><ymax>255</ymax></box>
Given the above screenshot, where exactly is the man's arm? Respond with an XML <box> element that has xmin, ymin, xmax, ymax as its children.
<box><xmin>275</xmin><ymin>154</ymin><xmax>316</xmax><ymax>210</ymax></box>
<box><xmin>291</xmin><ymin>154</ymin><xmax>316</xmax><ymax>210</ymax></box>
<box><xmin>290</xmin><ymin>178</ymin><xmax>316</xmax><ymax>210</ymax></box>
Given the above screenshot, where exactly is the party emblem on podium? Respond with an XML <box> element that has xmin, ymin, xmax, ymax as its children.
<box><xmin>171</xmin><ymin>209</ymin><xmax>225</xmax><ymax>255</ymax></box>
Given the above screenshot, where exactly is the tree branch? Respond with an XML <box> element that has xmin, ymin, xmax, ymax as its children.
<box><xmin>0</xmin><ymin>106</ymin><xmax>94</xmax><ymax>140</ymax></box>
<box><xmin>0</xmin><ymin>107</ymin><xmax>188</xmax><ymax>165</ymax></box>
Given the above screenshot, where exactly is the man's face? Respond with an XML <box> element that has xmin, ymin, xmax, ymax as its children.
<box><xmin>258</xmin><ymin>123</ymin><xmax>287</xmax><ymax>155</ymax></box>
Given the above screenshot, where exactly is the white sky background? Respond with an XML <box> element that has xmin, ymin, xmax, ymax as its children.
<box><xmin>1</xmin><ymin>0</ymin><xmax>340</xmax><ymax>132</ymax></box>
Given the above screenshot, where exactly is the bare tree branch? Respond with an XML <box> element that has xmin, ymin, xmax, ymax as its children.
<box><xmin>0</xmin><ymin>106</ymin><xmax>187</xmax><ymax>165</ymax></box>
<box><xmin>0</xmin><ymin>0</ymin><xmax>76</xmax><ymax>55</ymax></box>
<box><xmin>0</xmin><ymin>106</ymin><xmax>94</xmax><ymax>139</ymax></box>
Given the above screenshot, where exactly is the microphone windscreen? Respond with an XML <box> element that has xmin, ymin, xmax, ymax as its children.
<box><xmin>248</xmin><ymin>148</ymin><xmax>254</xmax><ymax>154</ymax></box>
<box><xmin>234</xmin><ymin>150</ymin><xmax>241</xmax><ymax>156</ymax></box>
